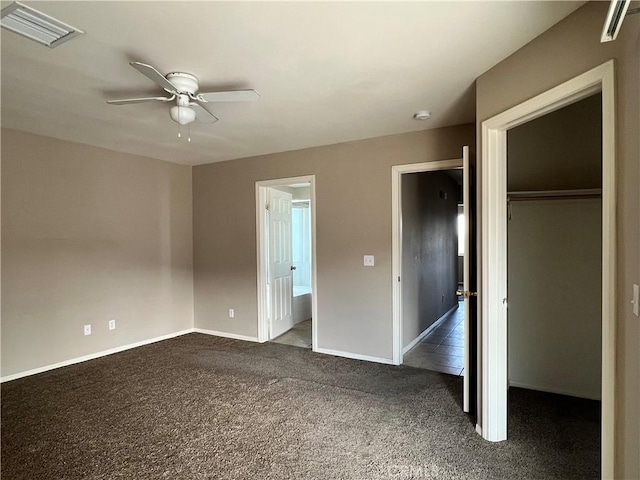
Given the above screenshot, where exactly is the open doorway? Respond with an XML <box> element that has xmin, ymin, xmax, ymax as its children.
<box><xmin>256</xmin><ymin>176</ymin><xmax>317</xmax><ymax>350</ymax></box>
<box><xmin>401</xmin><ymin>168</ymin><xmax>464</xmax><ymax>376</ymax></box>
<box><xmin>506</xmin><ymin>92</ymin><xmax>603</xmax><ymax>467</ymax></box>
<box><xmin>392</xmin><ymin>147</ymin><xmax>476</xmax><ymax>413</ymax></box>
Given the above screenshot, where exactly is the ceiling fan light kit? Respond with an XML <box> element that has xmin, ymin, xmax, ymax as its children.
<box><xmin>107</xmin><ymin>62</ymin><xmax>259</xmax><ymax>137</ymax></box>
<box><xmin>170</xmin><ymin>94</ymin><xmax>197</xmax><ymax>126</ymax></box>
<box><xmin>170</xmin><ymin>105</ymin><xmax>196</xmax><ymax>126</ymax></box>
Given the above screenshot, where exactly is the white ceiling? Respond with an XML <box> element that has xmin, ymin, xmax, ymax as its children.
<box><xmin>1</xmin><ymin>1</ymin><xmax>584</xmax><ymax>166</ymax></box>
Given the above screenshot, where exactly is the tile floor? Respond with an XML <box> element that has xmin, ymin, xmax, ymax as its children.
<box><xmin>403</xmin><ymin>301</ymin><xmax>465</xmax><ymax>376</ymax></box>
<box><xmin>271</xmin><ymin>319</ymin><xmax>312</xmax><ymax>348</ymax></box>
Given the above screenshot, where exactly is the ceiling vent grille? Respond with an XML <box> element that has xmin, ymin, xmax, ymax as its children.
<box><xmin>0</xmin><ymin>2</ymin><xmax>83</xmax><ymax>48</ymax></box>
<box><xmin>601</xmin><ymin>0</ymin><xmax>630</xmax><ymax>42</ymax></box>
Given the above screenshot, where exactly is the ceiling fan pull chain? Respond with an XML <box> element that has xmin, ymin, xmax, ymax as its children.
<box><xmin>177</xmin><ymin>124</ymin><xmax>182</xmax><ymax>139</ymax></box>
<box><xmin>188</xmin><ymin>124</ymin><xmax>191</xmax><ymax>143</ymax></box>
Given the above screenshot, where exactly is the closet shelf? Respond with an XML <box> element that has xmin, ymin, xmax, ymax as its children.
<box><xmin>507</xmin><ymin>188</ymin><xmax>601</xmax><ymax>201</ymax></box>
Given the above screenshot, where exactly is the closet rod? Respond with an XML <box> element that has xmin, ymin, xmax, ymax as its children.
<box><xmin>507</xmin><ymin>188</ymin><xmax>601</xmax><ymax>201</ymax></box>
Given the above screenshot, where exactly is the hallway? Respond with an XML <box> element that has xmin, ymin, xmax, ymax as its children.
<box><xmin>403</xmin><ymin>302</ymin><xmax>464</xmax><ymax>376</ymax></box>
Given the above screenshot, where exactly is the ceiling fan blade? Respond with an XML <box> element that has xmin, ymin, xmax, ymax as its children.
<box><xmin>107</xmin><ymin>96</ymin><xmax>175</xmax><ymax>105</ymax></box>
<box><xmin>191</xmin><ymin>101</ymin><xmax>219</xmax><ymax>124</ymax></box>
<box><xmin>130</xmin><ymin>62</ymin><xmax>178</xmax><ymax>94</ymax></box>
<box><xmin>197</xmin><ymin>89</ymin><xmax>260</xmax><ymax>103</ymax></box>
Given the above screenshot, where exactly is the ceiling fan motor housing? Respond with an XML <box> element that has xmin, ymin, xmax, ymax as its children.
<box><xmin>165</xmin><ymin>72</ymin><xmax>199</xmax><ymax>95</ymax></box>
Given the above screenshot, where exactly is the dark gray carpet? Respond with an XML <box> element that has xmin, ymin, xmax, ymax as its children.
<box><xmin>2</xmin><ymin>334</ymin><xmax>600</xmax><ymax>479</ymax></box>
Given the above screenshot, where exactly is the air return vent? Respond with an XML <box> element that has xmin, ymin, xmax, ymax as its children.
<box><xmin>1</xmin><ymin>2</ymin><xmax>83</xmax><ymax>48</ymax></box>
<box><xmin>601</xmin><ymin>0</ymin><xmax>630</xmax><ymax>42</ymax></box>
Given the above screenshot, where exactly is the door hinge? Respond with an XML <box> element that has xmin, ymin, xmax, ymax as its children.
<box><xmin>265</xmin><ymin>203</ymin><xmax>270</xmax><ymax>211</ymax></box>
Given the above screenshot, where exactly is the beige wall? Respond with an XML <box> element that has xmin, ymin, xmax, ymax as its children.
<box><xmin>476</xmin><ymin>2</ymin><xmax>639</xmax><ymax>477</ymax></box>
<box><xmin>508</xmin><ymin>199</ymin><xmax>602</xmax><ymax>399</ymax></box>
<box><xmin>1</xmin><ymin>129</ymin><xmax>194</xmax><ymax>378</ymax></box>
<box><xmin>193</xmin><ymin>125</ymin><xmax>474</xmax><ymax>360</ymax></box>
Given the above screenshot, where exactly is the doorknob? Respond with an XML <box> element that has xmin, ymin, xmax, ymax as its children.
<box><xmin>291</xmin><ymin>266</ymin><xmax>297</xmax><ymax>271</ymax></box>
<box><xmin>456</xmin><ymin>290</ymin><xmax>478</xmax><ymax>298</ymax></box>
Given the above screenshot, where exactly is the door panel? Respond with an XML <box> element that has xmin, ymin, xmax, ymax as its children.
<box><xmin>460</xmin><ymin>146</ymin><xmax>479</xmax><ymax>417</ymax></box>
<box><xmin>463</xmin><ymin>146</ymin><xmax>471</xmax><ymax>412</ymax></box>
<box><xmin>268</xmin><ymin>188</ymin><xmax>294</xmax><ymax>339</ymax></box>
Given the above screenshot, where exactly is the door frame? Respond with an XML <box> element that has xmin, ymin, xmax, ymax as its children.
<box><xmin>391</xmin><ymin>156</ymin><xmax>464</xmax><ymax>365</ymax></box>
<box><xmin>256</xmin><ymin>175</ymin><xmax>318</xmax><ymax>349</ymax></box>
<box><xmin>481</xmin><ymin>60</ymin><xmax>615</xmax><ymax>478</ymax></box>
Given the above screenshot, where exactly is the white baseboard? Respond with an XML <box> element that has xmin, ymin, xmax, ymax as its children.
<box><xmin>402</xmin><ymin>302</ymin><xmax>459</xmax><ymax>354</ymax></box>
<box><xmin>193</xmin><ymin>328</ymin><xmax>258</xmax><ymax>343</ymax></box>
<box><xmin>314</xmin><ymin>347</ymin><xmax>394</xmax><ymax>365</ymax></box>
<box><xmin>476</xmin><ymin>424</ymin><xmax>482</xmax><ymax>436</ymax></box>
<box><xmin>508</xmin><ymin>380</ymin><xmax>600</xmax><ymax>401</ymax></box>
<box><xmin>2</xmin><ymin>329</ymin><xmax>395</xmax><ymax>382</ymax></box>
<box><xmin>1</xmin><ymin>329</ymin><xmax>194</xmax><ymax>383</ymax></box>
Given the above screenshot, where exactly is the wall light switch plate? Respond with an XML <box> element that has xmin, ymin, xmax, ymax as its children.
<box><xmin>229</xmin><ymin>308</ymin><xmax>235</xmax><ymax>318</ymax></box>
<box><xmin>633</xmin><ymin>284</ymin><xmax>639</xmax><ymax>317</ymax></box>
<box><xmin>364</xmin><ymin>255</ymin><xmax>375</xmax><ymax>267</ymax></box>
<box><xmin>84</xmin><ymin>324</ymin><xmax>91</xmax><ymax>336</ymax></box>
<box><xmin>108</xmin><ymin>319</ymin><xmax>116</xmax><ymax>330</ymax></box>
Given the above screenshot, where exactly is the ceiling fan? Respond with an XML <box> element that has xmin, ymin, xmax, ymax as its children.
<box><xmin>107</xmin><ymin>62</ymin><xmax>259</xmax><ymax>128</ymax></box>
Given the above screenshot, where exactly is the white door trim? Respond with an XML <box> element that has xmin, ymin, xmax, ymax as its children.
<box><xmin>391</xmin><ymin>157</ymin><xmax>464</xmax><ymax>365</ymax></box>
<box><xmin>256</xmin><ymin>176</ymin><xmax>318</xmax><ymax>350</ymax></box>
<box><xmin>481</xmin><ymin>60</ymin><xmax>615</xmax><ymax>479</ymax></box>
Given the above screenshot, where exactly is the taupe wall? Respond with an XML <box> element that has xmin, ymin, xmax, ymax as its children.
<box><xmin>476</xmin><ymin>2</ymin><xmax>639</xmax><ymax>477</ymax></box>
<box><xmin>1</xmin><ymin>129</ymin><xmax>194</xmax><ymax>378</ymax></box>
<box><xmin>508</xmin><ymin>199</ymin><xmax>602</xmax><ymax>399</ymax></box>
<box><xmin>193</xmin><ymin>125</ymin><xmax>474</xmax><ymax>360</ymax></box>
<box><xmin>402</xmin><ymin>171</ymin><xmax>460</xmax><ymax>348</ymax></box>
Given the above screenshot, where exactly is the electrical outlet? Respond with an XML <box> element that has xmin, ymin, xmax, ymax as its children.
<box><xmin>229</xmin><ymin>308</ymin><xmax>235</xmax><ymax>318</ymax></box>
<box><xmin>108</xmin><ymin>319</ymin><xmax>116</xmax><ymax>330</ymax></box>
<box><xmin>84</xmin><ymin>324</ymin><xmax>91</xmax><ymax>336</ymax></box>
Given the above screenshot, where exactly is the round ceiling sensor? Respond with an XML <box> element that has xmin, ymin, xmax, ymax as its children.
<box><xmin>414</xmin><ymin>110</ymin><xmax>432</xmax><ymax>120</ymax></box>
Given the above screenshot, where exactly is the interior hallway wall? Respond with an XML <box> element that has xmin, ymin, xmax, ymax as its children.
<box><xmin>402</xmin><ymin>171</ymin><xmax>460</xmax><ymax>348</ymax></box>
<box><xmin>1</xmin><ymin>129</ymin><xmax>194</xmax><ymax>378</ymax></box>
<box><xmin>476</xmin><ymin>2</ymin><xmax>639</xmax><ymax>476</ymax></box>
<box><xmin>193</xmin><ymin>125</ymin><xmax>474</xmax><ymax>360</ymax></box>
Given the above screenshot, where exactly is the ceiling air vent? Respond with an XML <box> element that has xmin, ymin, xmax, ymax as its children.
<box><xmin>0</xmin><ymin>2</ymin><xmax>83</xmax><ymax>48</ymax></box>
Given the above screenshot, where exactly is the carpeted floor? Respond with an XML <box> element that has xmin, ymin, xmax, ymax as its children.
<box><xmin>1</xmin><ymin>334</ymin><xmax>600</xmax><ymax>479</ymax></box>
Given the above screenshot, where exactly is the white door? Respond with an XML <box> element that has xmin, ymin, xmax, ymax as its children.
<box><xmin>461</xmin><ymin>146</ymin><xmax>472</xmax><ymax>413</ymax></box>
<box><xmin>268</xmin><ymin>188</ymin><xmax>294</xmax><ymax>339</ymax></box>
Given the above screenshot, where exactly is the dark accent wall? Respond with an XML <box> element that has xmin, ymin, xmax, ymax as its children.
<box><xmin>402</xmin><ymin>170</ymin><xmax>460</xmax><ymax>347</ymax></box>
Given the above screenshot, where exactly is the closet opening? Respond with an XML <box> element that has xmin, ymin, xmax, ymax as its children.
<box><xmin>506</xmin><ymin>93</ymin><xmax>602</xmax><ymax>467</ymax></box>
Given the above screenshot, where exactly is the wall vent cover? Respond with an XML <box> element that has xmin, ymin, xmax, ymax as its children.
<box><xmin>1</xmin><ymin>2</ymin><xmax>83</xmax><ymax>48</ymax></box>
